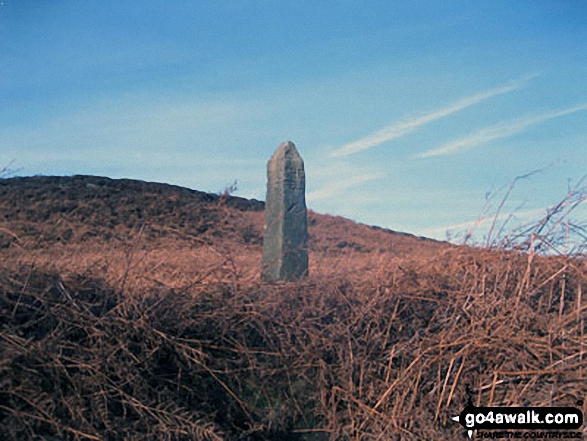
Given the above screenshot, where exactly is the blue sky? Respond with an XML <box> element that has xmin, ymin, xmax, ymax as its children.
<box><xmin>1</xmin><ymin>0</ymin><xmax>586</xmax><ymax>241</ymax></box>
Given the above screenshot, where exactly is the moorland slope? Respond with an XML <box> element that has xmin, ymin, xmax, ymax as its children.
<box><xmin>0</xmin><ymin>175</ymin><xmax>585</xmax><ymax>440</ymax></box>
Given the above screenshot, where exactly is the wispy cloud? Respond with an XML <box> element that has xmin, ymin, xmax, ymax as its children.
<box><xmin>418</xmin><ymin>208</ymin><xmax>546</xmax><ymax>239</ymax></box>
<box><xmin>329</xmin><ymin>73</ymin><xmax>538</xmax><ymax>158</ymax></box>
<box><xmin>306</xmin><ymin>171</ymin><xmax>385</xmax><ymax>201</ymax></box>
<box><xmin>416</xmin><ymin>103</ymin><xmax>587</xmax><ymax>158</ymax></box>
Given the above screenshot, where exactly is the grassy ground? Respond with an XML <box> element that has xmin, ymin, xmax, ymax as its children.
<box><xmin>0</xmin><ymin>176</ymin><xmax>585</xmax><ymax>440</ymax></box>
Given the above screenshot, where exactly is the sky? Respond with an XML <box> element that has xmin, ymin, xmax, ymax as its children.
<box><xmin>1</xmin><ymin>0</ymin><xmax>586</xmax><ymax>243</ymax></box>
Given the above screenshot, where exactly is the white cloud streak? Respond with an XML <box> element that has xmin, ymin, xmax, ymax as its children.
<box><xmin>306</xmin><ymin>172</ymin><xmax>385</xmax><ymax>201</ymax></box>
<box><xmin>416</xmin><ymin>103</ymin><xmax>587</xmax><ymax>158</ymax></box>
<box><xmin>329</xmin><ymin>74</ymin><xmax>538</xmax><ymax>158</ymax></box>
<box><xmin>418</xmin><ymin>208</ymin><xmax>546</xmax><ymax>239</ymax></box>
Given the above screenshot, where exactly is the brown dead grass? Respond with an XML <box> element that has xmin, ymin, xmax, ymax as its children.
<box><xmin>0</xmin><ymin>176</ymin><xmax>586</xmax><ymax>440</ymax></box>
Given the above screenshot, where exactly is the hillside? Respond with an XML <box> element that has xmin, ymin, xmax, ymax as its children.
<box><xmin>0</xmin><ymin>175</ymin><xmax>585</xmax><ymax>440</ymax></box>
<box><xmin>0</xmin><ymin>175</ymin><xmax>443</xmax><ymax>251</ymax></box>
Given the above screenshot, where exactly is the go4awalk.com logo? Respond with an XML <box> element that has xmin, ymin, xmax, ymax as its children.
<box><xmin>452</xmin><ymin>399</ymin><xmax>584</xmax><ymax>439</ymax></box>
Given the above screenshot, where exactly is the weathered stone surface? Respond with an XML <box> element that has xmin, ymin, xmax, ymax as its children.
<box><xmin>261</xmin><ymin>141</ymin><xmax>309</xmax><ymax>282</ymax></box>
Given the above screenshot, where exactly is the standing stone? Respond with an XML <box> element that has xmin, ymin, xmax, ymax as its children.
<box><xmin>261</xmin><ymin>141</ymin><xmax>309</xmax><ymax>282</ymax></box>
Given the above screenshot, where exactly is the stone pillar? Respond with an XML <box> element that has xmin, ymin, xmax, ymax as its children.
<box><xmin>261</xmin><ymin>141</ymin><xmax>309</xmax><ymax>282</ymax></box>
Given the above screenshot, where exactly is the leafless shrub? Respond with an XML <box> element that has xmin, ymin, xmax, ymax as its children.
<box><xmin>0</xmin><ymin>160</ymin><xmax>19</xmax><ymax>178</ymax></box>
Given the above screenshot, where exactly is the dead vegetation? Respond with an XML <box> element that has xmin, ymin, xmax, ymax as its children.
<box><xmin>0</xmin><ymin>176</ymin><xmax>585</xmax><ymax>440</ymax></box>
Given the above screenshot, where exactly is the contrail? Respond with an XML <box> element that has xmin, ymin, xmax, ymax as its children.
<box><xmin>416</xmin><ymin>103</ymin><xmax>587</xmax><ymax>158</ymax></box>
<box><xmin>329</xmin><ymin>74</ymin><xmax>538</xmax><ymax>158</ymax></box>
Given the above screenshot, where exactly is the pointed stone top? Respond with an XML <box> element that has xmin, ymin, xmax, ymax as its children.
<box><xmin>278</xmin><ymin>141</ymin><xmax>296</xmax><ymax>150</ymax></box>
<box><xmin>277</xmin><ymin>141</ymin><xmax>298</xmax><ymax>153</ymax></box>
<box><xmin>272</xmin><ymin>141</ymin><xmax>301</xmax><ymax>161</ymax></box>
